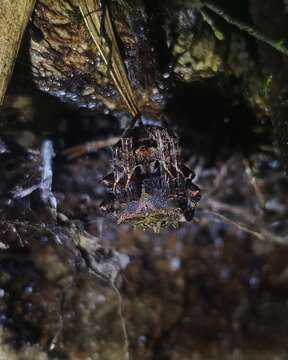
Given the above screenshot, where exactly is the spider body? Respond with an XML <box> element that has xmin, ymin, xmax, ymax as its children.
<box><xmin>101</xmin><ymin>124</ymin><xmax>201</xmax><ymax>231</ymax></box>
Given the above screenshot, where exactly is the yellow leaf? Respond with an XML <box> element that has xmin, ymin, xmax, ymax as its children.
<box><xmin>0</xmin><ymin>0</ymin><xmax>36</xmax><ymax>109</ymax></box>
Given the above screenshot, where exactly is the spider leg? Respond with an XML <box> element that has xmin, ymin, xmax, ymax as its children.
<box><xmin>159</xmin><ymin>160</ymin><xmax>173</xmax><ymax>178</ymax></box>
<box><xmin>124</xmin><ymin>165</ymin><xmax>138</xmax><ymax>191</ymax></box>
<box><xmin>112</xmin><ymin>171</ymin><xmax>124</xmax><ymax>193</ymax></box>
<box><xmin>121</xmin><ymin>114</ymin><xmax>142</xmax><ymax>138</ymax></box>
<box><xmin>174</xmin><ymin>163</ymin><xmax>185</xmax><ymax>177</ymax></box>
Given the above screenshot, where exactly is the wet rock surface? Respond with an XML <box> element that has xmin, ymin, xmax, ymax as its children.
<box><xmin>30</xmin><ymin>0</ymin><xmax>164</xmax><ymax>116</ymax></box>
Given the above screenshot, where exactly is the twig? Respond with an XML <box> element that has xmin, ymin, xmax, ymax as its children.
<box><xmin>63</xmin><ymin>137</ymin><xmax>120</xmax><ymax>159</ymax></box>
<box><xmin>243</xmin><ymin>159</ymin><xmax>266</xmax><ymax>208</ymax></box>
<box><xmin>49</xmin><ymin>315</ymin><xmax>63</xmax><ymax>351</ymax></box>
<box><xmin>200</xmin><ymin>1</ymin><xmax>288</xmax><ymax>57</ymax></box>
<box><xmin>63</xmin><ymin>116</ymin><xmax>142</xmax><ymax>160</ymax></box>
<box><xmin>40</xmin><ymin>140</ymin><xmax>57</xmax><ymax>209</ymax></box>
<box><xmin>199</xmin><ymin>7</ymin><xmax>224</xmax><ymax>41</ymax></box>
<box><xmin>111</xmin><ymin>281</ymin><xmax>130</xmax><ymax>360</ymax></box>
<box><xmin>204</xmin><ymin>210</ymin><xmax>265</xmax><ymax>241</ymax></box>
<box><xmin>204</xmin><ymin>198</ymin><xmax>253</xmax><ymax>224</ymax></box>
<box><xmin>201</xmin><ymin>158</ymin><xmax>233</xmax><ymax>200</ymax></box>
<box><xmin>204</xmin><ymin>210</ymin><xmax>288</xmax><ymax>246</ymax></box>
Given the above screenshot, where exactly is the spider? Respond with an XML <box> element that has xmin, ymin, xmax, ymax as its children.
<box><xmin>100</xmin><ymin>121</ymin><xmax>201</xmax><ymax>232</ymax></box>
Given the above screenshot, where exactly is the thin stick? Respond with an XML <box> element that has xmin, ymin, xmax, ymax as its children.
<box><xmin>202</xmin><ymin>1</ymin><xmax>288</xmax><ymax>56</ymax></box>
<box><xmin>111</xmin><ymin>281</ymin><xmax>130</xmax><ymax>360</ymax></box>
<box><xmin>63</xmin><ymin>136</ymin><xmax>120</xmax><ymax>159</ymax></box>
<box><xmin>205</xmin><ymin>210</ymin><xmax>265</xmax><ymax>241</ymax></box>
<box><xmin>204</xmin><ymin>210</ymin><xmax>288</xmax><ymax>246</ymax></box>
<box><xmin>204</xmin><ymin>198</ymin><xmax>253</xmax><ymax>224</ymax></box>
<box><xmin>243</xmin><ymin>159</ymin><xmax>266</xmax><ymax>208</ymax></box>
<box><xmin>63</xmin><ymin>116</ymin><xmax>141</xmax><ymax>159</ymax></box>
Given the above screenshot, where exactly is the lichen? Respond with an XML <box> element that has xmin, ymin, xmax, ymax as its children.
<box><xmin>172</xmin><ymin>32</ymin><xmax>223</xmax><ymax>81</ymax></box>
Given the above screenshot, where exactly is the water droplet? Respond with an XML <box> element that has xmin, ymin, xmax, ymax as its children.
<box><xmin>249</xmin><ymin>276</ymin><xmax>260</xmax><ymax>289</ymax></box>
<box><xmin>118</xmin><ymin>253</ymin><xmax>130</xmax><ymax>269</ymax></box>
<box><xmin>170</xmin><ymin>257</ymin><xmax>181</xmax><ymax>271</ymax></box>
<box><xmin>0</xmin><ymin>314</ymin><xmax>7</xmax><ymax>325</ymax></box>
<box><xmin>269</xmin><ymin>159</ymin><xmax>280</xmax><ymax>169</ymax></box>
<box><xmin>214</xmin><ymin>237</ymin><xmax>223</xmax><ymax>248</ymax></box>
<box><xmin>220</xmin><ymin>268</ymin><xmax>230</xmax><ymax>281</ymax></box>
<box><xmin>138</xmin><ymin>335</ymin><xmax>146</xmax><ymax>344</ymax></box>
<box><xmin>23</xmin><ymin>285</ymin><xmax>33</xmax><ymax>295</ymax></box>
<box><xmin>40</xmin><ymin>236</ymin><xmax>49</xmax><ymax>244</ymax></box>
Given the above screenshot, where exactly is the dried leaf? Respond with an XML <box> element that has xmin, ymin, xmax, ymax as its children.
<box><xmin>78</xmin><ymin>0</ymin><xmax>140</xmax><ymax>117</ymax></box>
<box><xmin>0</xmin><ymin>0</ymin><xmax>36</xmax><ymax>109</ymax></box>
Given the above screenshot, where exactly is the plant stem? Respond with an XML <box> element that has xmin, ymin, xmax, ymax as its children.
<box><xmin>200</xmin><ymin>0</ymin><xmax>288</xmax><ymax>57</ymax></box>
